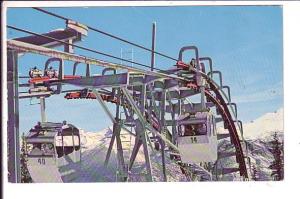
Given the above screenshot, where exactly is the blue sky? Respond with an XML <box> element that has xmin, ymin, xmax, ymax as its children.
<box><xmin>7</xmin><ymin>6</ymin><xmax>283</xmax><ymax>134</ymax></box>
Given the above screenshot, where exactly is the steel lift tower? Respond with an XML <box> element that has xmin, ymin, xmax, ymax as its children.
<box><xmin>7</xmin><ymin>9</ymin><xmax>250</xmax><ymax>182</ymax></box>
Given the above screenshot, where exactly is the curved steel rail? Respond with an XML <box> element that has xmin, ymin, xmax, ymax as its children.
<box><xmin>204</xmin><ymin>85</ymin><xmax>248</xmax><ymax>178</ymax></box>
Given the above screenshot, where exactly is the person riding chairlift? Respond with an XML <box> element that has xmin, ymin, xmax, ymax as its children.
<box><xmin>195</xmin><ymin>123</ymin><xmax>207</xmax><ymax>135</ymax></box>
<box><xmin>189</xmin><ymin>58</ymin><xmax>206</xmax><ymax>73</ymax></box>
<box><xmin>184</xmin><ymin>123</ymin><xmax>207</xmax><ymax>136</ymax></box>
<box><xmin>184</xmin><ymin>125</ymin><xmax>195</xmax><ymax>136</ymax></box>
<box><xmin>29</xmin><ymin>66</ymin><xmax>43</xmax><ymax>78</ymax></box>
<box><xmin>42</xmin><ymin>143</ymin><xmax>54</xmax><ymax>155</ymax></box>
<box><xmin>45</xmin><ymin>66</ymin><xmax>58</xmax><ymax>78</ymax></box>
<box><xmin>189</xmin><ymin>58</ymin><xmax>196</xmax><ymax>69</ymax></box>
<box><xmin>27</xmin><ymin>122</ymin><xmax>43</xmax><ymax>138</ymax></box>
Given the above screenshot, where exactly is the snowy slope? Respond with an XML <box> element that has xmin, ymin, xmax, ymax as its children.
<box><xmin>232</xmin><ymin>108</ymin><xmax>283</xmax><ymax>180</ymax></box>
<box><xmin>248</xmin><ymin>130</ymin><xmax>283</xmax><ymax>180</ymax></box>
<box><xmin>217</xmin><ymin>132</ymin><xmax>283</xmax><ymax>181</ymax></box>
<box><xmin>208</xmin><ymin>108</ymin><xmax>283</xmax><ymax>181</ymax></box>
<box><xmin>61</xmin><ymin>128</ymin><xmax>187</xmax><ymax>182</ymax></box>
<box><xmin>243</xmin><ymin>108</ymin><xmax>283</xmax><ymax>139</ymax></box>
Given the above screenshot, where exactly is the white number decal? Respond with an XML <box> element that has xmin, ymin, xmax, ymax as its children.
<box><xmin>37</xmin><ymin>158</ymin><xmax>46</xmax><ymax>165</ymax></box>
<box><xmin>191</xmin><ymin>137</ymin><xmax>197</xmax><ymax>143</ymax></box>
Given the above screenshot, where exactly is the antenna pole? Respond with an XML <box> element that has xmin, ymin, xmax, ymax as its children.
<box><xmin>151</xmin><ymin>22</ymin><xmax>156</xmax><ymax>71</ymax></box>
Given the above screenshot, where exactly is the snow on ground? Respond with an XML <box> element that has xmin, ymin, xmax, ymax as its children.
<box><xmin>242</xmin><ymin>108</ymin><xmax>284</xmax><ymax>180</ymax></box>
<box><xmin>62</xmin><ymin>127</ymin><xmax>186</xmax><ymax>182</ymax></box>
<box><xmin>213</xmin><ymin>108</ymin><xmax>283</xmax><ymax>181</ymax></box>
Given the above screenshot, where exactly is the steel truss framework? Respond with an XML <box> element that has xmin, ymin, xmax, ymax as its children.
<box><xmin>7</xmin><ymin>21</ymin><xmax>250</xmax><ymax>182</ymax></box>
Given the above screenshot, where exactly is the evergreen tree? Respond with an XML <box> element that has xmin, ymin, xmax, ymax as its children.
<box><xmin>20</xmin><ymin>133</ymin><xmax>32</xmax><ymax>183</ymax></box>
<box><xmin>268</xmin><ymin>132</ymin><xmax>284</xmax><ymax>181</ymax></box>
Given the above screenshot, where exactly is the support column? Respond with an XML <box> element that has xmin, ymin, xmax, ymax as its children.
<box><xmin>171</xmin><ymin>104</ymin><xmax>177</xmax><ymax>144</ymax></box>
<box><xmin>160</xmin><ymin>140</ymin><xmax>167</xmax><ymax>181</ymax></box>
<box><xmin>86</xmin><ymin>64</ymin><xmax>90</xmax><ymax>77</ymax></box>
<box><xmin>7</xmin><ymin>50</ymin><xmax>21</xmax><ymax>183</ymax></box>
<box><xmin>200</xmin><ymin>83</ymin><xmax>206</xmax><ymax>110</ymax></box>
<box><xmin>93</xmin><ymin>89</ymin><xmax>116</xmax><ymax>166</ymax></box>
<box><xmin>160</xmin><ymin>90</ymin><xmax>167</xmax><ymax>181</ymax></box>
<box><xmin>40</xmin><ymin>97</ymin><xmax>47</xmax><ymax>123</ymax></box>
<box><xmin>104</xmin><ymin>129</ymin><xmax>116</xmax><ymax>166</ymax></box>
<box><xmin>147</xmin><ymin>83</ymin><xmax>160</xmax><ymax>143</ymax></box>
<box><xmin>114</xmin><ymin>120</ymin><xmax>127</xmax><ymax>181</ymax></box>
<box><xmin>140</xmin><ymin>84</ymin><xmax>153</xmax><ymax>182</ymax></box>
<box><xmin>160</xmin><ymin>90</ymin><xmax>166</xmax><ymax>129</ymax></box>
<box><xmin>128</xmin><ymin>135</ymin><xmax>142</xmax><ymax>170</ymax></box>
<box><xmin>114</xmin><ymin>89</ymin><xmax>127</xmax><ymax>181</ymax></box>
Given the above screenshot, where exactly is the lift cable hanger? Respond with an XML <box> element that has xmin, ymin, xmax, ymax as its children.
<box><xmin>32</xmin><ymin>7</ymin><xmax>179</xmax><ymax>62</ymax></box>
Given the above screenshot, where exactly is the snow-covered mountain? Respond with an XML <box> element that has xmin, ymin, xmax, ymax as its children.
<box><xmin>243</xmin><ymin>108</ymin><xmax>283</xmax><ymax>139</ymax></box>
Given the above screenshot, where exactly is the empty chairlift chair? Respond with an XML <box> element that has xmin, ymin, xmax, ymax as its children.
<box><xmin>177</xmin><ymin>111</ymin><xmax>217</xmax><ymax>163</ymax></box>
<box><xmin>25</xmin><ymin>121</ymin><xmax>81</xmax><ymax>182</ymax></box>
